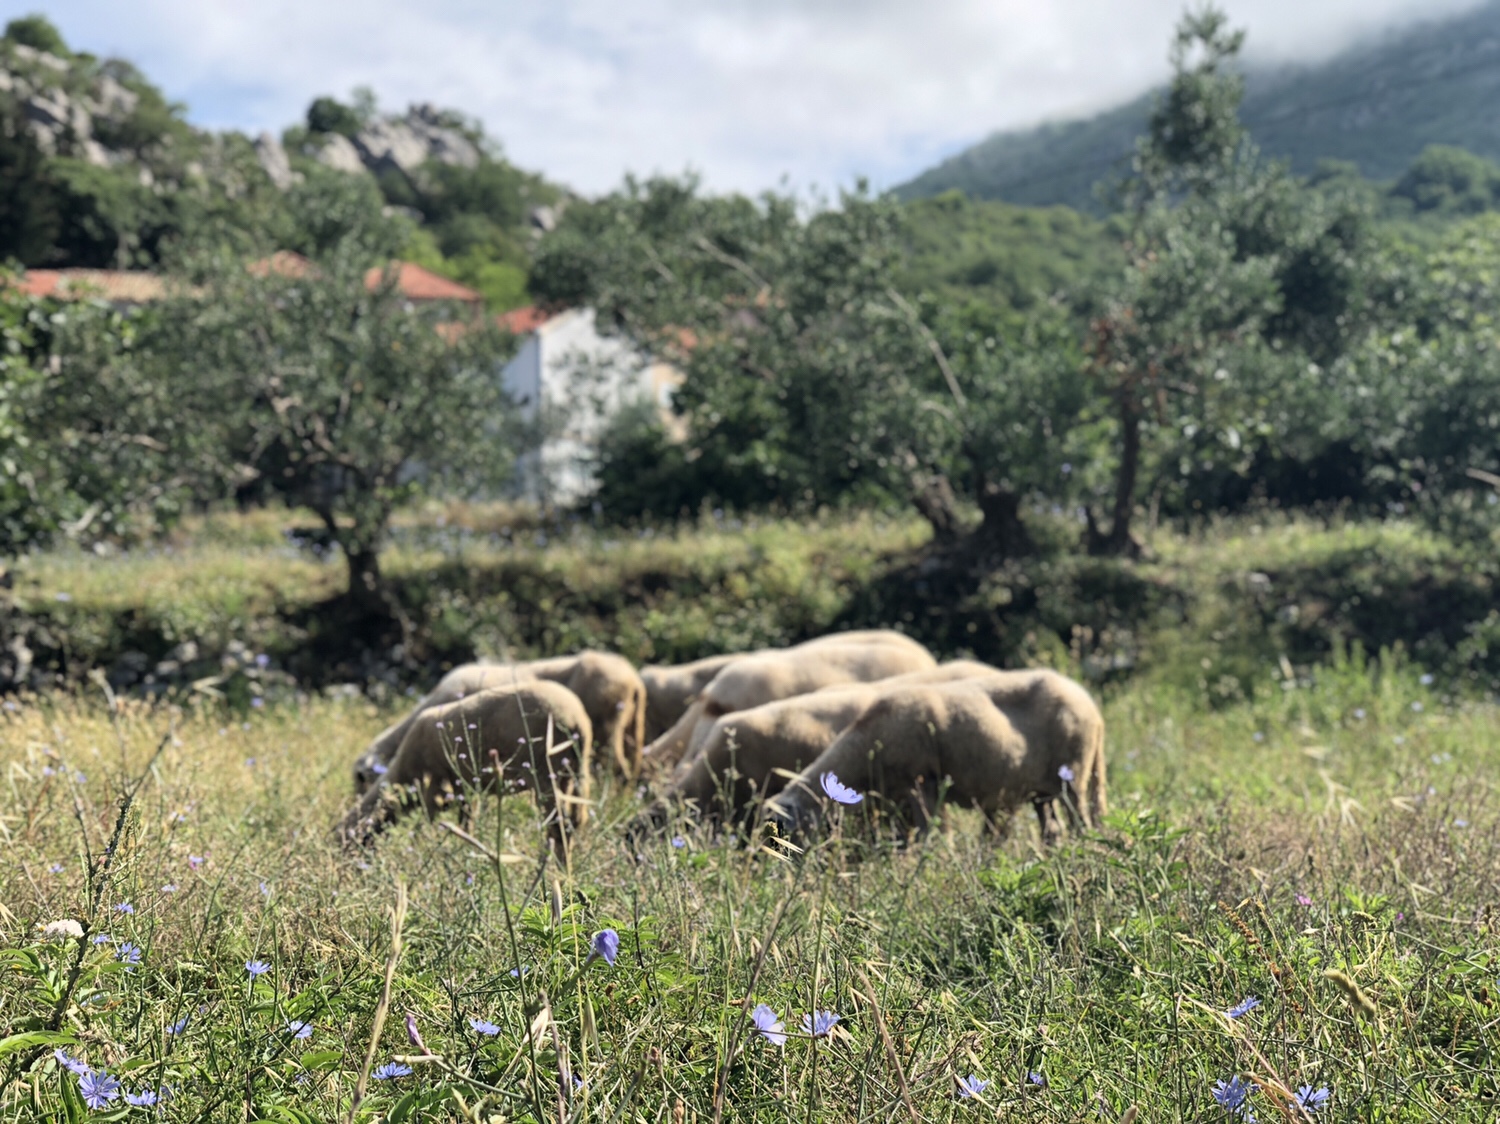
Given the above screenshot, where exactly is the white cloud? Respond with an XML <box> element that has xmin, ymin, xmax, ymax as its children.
<box><xmin>27</xmin><ymin>0</ymin><xmax>1487</xmax><ymax>195</ymax></box>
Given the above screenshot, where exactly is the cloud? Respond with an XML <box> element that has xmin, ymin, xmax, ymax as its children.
<box><xmin>30</xmin><ymin>0</ymin><xmax>1488</xmax><ymax>194</ymax></box>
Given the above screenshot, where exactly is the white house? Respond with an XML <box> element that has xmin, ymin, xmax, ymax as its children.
<box><xmin>498</xmin><ymin>306</ymin><xmax>684</xmax><ymax>505</ymax></box>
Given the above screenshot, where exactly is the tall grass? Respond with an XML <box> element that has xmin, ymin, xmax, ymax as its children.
<box><xmin>2</xmin><ymin>647</ymin><xmax>1495</xmax><ymax>1121</ymax></box>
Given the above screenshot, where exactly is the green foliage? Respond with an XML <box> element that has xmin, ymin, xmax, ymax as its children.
<box><xmin>305</xmin><ymin>96</ymin><xmax>361</xmax><ymax>139</ymax></box>
<box><xmin>2</xmin><ymin>13</ymin><xmax>68</xmax><ymax>56</ymax></box>
<box><xmin>142</xmin><ymin>185</ymin><xmax>520</xmax><ymax>603</ymax></box>
<box><xmin>0</xmin><ymin>96</ymin><xmax>60</xmax><ymax>265</ymax></box>
<box><xmin>1392</xmin><ymin>145</ymin><xmax>1500</xmax><ymax>215</ymax></box>
<box><xmin>896</xmin><ymin>190</ymin><xmax>1121</xmax><ymax>314</ymax></box>
<box><xmin>0</xmin><ymin>275</ymin><xmax>193</xmax><ymax>553</ymax></box>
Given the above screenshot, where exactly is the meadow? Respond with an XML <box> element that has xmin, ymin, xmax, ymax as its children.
<box><xmin>1</xmin><ymin>510</ymin><xmax>1498</xmax><ymax>1122</ymax></box>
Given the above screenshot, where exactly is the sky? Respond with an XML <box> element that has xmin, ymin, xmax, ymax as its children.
<box><xmin>10</xmin><ymin>0</ymin><xmax>1488</xmax><ymax>196</ymax></box>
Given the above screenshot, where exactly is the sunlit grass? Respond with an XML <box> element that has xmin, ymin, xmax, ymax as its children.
<box><xmin>2</xmin><ymin>652</ymin><xmax>1496</xmax><ymax>1120</ymax></box>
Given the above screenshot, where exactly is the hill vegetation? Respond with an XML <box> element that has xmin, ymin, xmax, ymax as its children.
<box><xmin>897</xmin><ymin>0</ymin><xmax>1500</xmax><ymax>212</ymax></box>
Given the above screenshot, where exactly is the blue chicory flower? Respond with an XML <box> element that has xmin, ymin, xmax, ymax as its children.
<box><xmin>671</xmin><ymin>836</ymin><xmax>686</xmax><ymax>849</ymax></box>
<box><xmin>124</xmin><ymin>1089</ymin><xmax>159</xmax><ymax>1107</ymax></box>
<box><xmin>114</xmin><ymin>902</ymin><xmax>135</xmax><ymax>915</ymax></box>
<box><xmin>373</xmin><ymin>1062</ymin><xmax>412</xmax><ymax>1080</ymax></box>
<box><xmin>1028</xmin><ymin>1070</ymin><xmax>1047</xmax><ymax>1087</ymax></box>
<box><xmin>78</xmin><ymin>1070</ymin><xmax>121</xmax><ymax>1110</ymax></box>
<box><xmin>167</xmin><ymin>1016</ymin><xmax>188</xmax><ymax>1035</ymax></box>
<box><xmin>91</xmin><ymin>934</ymin><xmax>112</xmax><ymax>945</ymax></box>
<box><xmin>1211</xmin><ymin>1075</ymin><xmax>1257</xmax><ymax>1117</ymax></box>
<box><xmin>1295</xmin><ymin>1086</ymin><xmax>1331</xmax><ymax>1111</ymax></box>
<box><xmin>750</xmin><ymin>1004</ymin><xmax>786</xmax><ymax>1046</ymax></box>
<box><xmin>245</xmin><ymin>960</ymin><xmax>271</xmax><ymax>977</ymax></box>
<box><xmin>117</xmin><ymin>942</ymin><xmax>143</xmax><ymax>968</ymax></box>
<box><xmin>287</xmin><ymin>1020</ymin><xmax>313</xmax><ymax>1040</ymax></box>
<box><xmin>54</xmin><ymin>1049</ymin><xmax>90</xmax><ymax>1075</ymax></box>
<box><xmin>469</xmin><ymin>1017</ymin><xmax>501</xmax><ymax>1036</ymax></box>
<box><xmin>589</xmin><ymin>929</ymin><xmax>619</xmax><ymax>967</ymax></box>
<box><xmin>819</xmin><ymin>772</ymin><xmax>863</xmax><ymax>805</ymax></box>
<box><xmin>957</xmin><ymin>1074</ymin><xmax>989</xmax><ymax>1098</ymax></box>
<box><xmin>48</xmin><ymin>863</ymin><xmax>64</xmax><ymax>874</ymax></box>
<box><xmin>1226</xmin><ymin>996</ymin><xmax>1261</xmax><ymax>1019</ymax></box>
<box><xmin>802</xmin><ymin>1010</ymin><xmax>841</xmax><ymax>1038</ymax></box>
<box><xmin>1058</xmin><ymin>765</ymin><xmax>1075</xmax><ymax>783</ymax></box>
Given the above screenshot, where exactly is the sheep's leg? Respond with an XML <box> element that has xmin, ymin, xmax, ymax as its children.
<box><xmin>1034</xmin><ymin>797</ymin><xmax>1062</xmax><ymax>847</ymax></box>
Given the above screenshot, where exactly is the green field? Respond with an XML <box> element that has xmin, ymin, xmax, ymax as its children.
<box><xmin>2</xmin><ymin>513</ymin><xmax>1497</xmax><ymax>1121</ymax></box>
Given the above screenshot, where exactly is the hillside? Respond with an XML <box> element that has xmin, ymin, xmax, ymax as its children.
<box><xmin>0</xmin><ymin>17</ymin><xmax>562</xmax><ymax>309</ymax></box>
<box><xmin>897</xmin><ymin>0</ymin><xmax>1500</xmax><ymax>210</ymax></box>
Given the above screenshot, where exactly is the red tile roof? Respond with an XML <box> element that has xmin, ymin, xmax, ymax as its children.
<box><xmin>496</xmin><ymin>305</ymin><xmax>555</xmax><ymax>334</ymax></box>
<box><xmin>13</xmin><ymin>257</ymin><xmax>482</xmax><ymax>307</ymax></box>
<box><xmin>366</xmin><ymin>261</ymin><xmax>482</xmax><ymax>305</ymax></box>
<box><xmin>12</xmin><ymin>269</ymin><xmax>170</xmax><ymax>303</ymax></box>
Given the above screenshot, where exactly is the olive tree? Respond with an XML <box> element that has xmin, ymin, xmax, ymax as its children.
<box><xmin>148</xmin><ymin>179</ymin><xmax>519</xmax><ymax>620</ymax></box>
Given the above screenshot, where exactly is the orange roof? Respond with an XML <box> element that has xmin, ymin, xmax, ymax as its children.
<box><xmin>13</xmin><ymin>270</ymin><xmax>170</xmax><ymax>303</ymax></box>
<box><xmin>496</xmin><ymin>305</ymin><xmax>554</xmax><ymax>334</ymax></box>
<box><xmin>247</xmin><ymin>250</ymin><xmax>313</xmax><ymax>279</ymax></box>
<box><xmin>366</xmin><ymin>261</ymin><xmax>482</xmax><ymax>305</ymax></box>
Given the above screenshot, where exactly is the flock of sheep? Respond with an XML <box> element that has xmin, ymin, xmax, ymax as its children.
<box><xmin>338</xmin><ymin>630</ymin><xmax>1107</xmax><ymax>853</ymax></box>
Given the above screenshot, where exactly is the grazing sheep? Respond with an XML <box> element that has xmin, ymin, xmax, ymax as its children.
<box><xmin>638</xmin><ymin>631</ymin><xmax>930</xmax><ymax>742</ymax></box>
<box><xmin>353</xmin><ymin>651</ymin><xmax>645</xmax><ymax>791</ymax></box>
<box><xmin>640</xmin><ymin>635</ymin><xmax>938</xmax><ymax>775</ymax></box>
<box><xmin>766</xmin><ymin>670</ymin><xmax>1106</xmax><ymax>845</ymax></box>
<box><xmin>339</xmin><ymin>681</ymin><xmax>592</xmax><ymax>854</ymax></box>
<box><xmin>638</xmin><ymin>660</ymin><xmax>1003</xmax><ymax>829</ymax></box>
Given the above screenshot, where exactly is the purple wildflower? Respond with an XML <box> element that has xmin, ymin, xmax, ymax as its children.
<box><xmin>54</xmin><ymin>1049</ymin><xmax>90</xmax><ymax>1075</ymax></box>
<box><xmin>117</xmin><ymin>941</ymin><xmax>143</xmax><ymax>968</ymax></box>
<box><xmin>802</xmin><ymin>1010</ymin><xmax>840</xmax><ymax>1038</ymax></box>
<box><xmin>819</xmin><ymin>772</ymin><xmax>863</xmax><ymax>805</ymax></box>
<box><xmin>287</xmin><ymin>1020</ymin><xmax>313</xmax><ymax>1040</ymax></box>
<box><xmin>124</xmin><ymin>1089</ymin><xmax>159</xmax><ymax>1107</ymax></box>
<box><xmin>373</xmin><ymin>1062</ymin><xmax>412</xmax><ymax>1080</ymax></box>
<box><xmin>115</xmin><ymin>902</ymin><xmax>135</xmax><ymax>915</ymax></box>
<box><xmin>1295</xmin><ymin>894</ymin><xmax>1312</xmax><ymax>907</ymax></box>
<box><xmin>1226</xmin><ymin>996</ymin><xmax>1261</xmax><ymax>1019</ymax></box>
<box><xmin>161</xmin><ymin>883</ymin><xmax>178</xmax><ymax>893</ymax></box>
<box><xmin>1028</xmin><ymin>1070</ymin><xmax>1047</xmax><ymax>1087</ymax></box>
<box><xmin>958</xmin><ymin>1074</ymin><xmax>989</xmax><ymax>1098</ymax></box>
<box><xmin>588</xmin><ymin>929</ymin><xmax>619</xmax><ymax>967</ymax></box>
<box><xmin>1295</xmin><ymin>1085</ymin><xmax>1331</xmax><ymax>1111</ymax></box>
<box><xmin>372</xmin><ymin>762</ymin><xmax>388</xmax><ymax>775</ymax></box>
<box><xmin>469</xmin><ymin>1017</ymin><xmax>501</xmax><ymax>1036</ymax></box>
<box><xmin>1211</xmin><ymin>1075</ymin><xmax>1257</xmax><ymax>1117</ymax></box>
<box><xmin>1058</xmin><ymin>765</ymin><xmax>1075</xmax><ymax>783</ymax></box>
<box><xmin>78</xmin><ymin>1070</ymin><xmax>121</xmax><ymax>1110</ymax></box>
<box><xmin>245</xmin><ymin>959</ymin><xmax>271</xmax><ymax>977</ymax></box>
<box><xmin>750</xmin><ymin>1004</ymin><xmax>786</xmax><ymax>1046</ymax></box>
<box><xmin>92</xmin><ymin>933</ymin><xmax>112</xmax><ymax>945</ymax></box>
<box><xmin>188</xmin><ymin>855</ymin><xmax>204</xmax><ymax>870</ymax></box>
<box><xmin>167</xmin><ymin>1016</ymin><xmax>188</xmax><ymax>1035</ymax></box>
<box><xmin>49</xmin><ymin>863</ymin><xmax>64</xmax><ymax>874</ymax></box>
<box><xmin>671</xmin><ymin>836</ymin><xmax>686</xmax><ymax>849</ymax></box>
<box><xmin>250</xmin><ymin>697</ymin><xmax>264</xmax><ymax>709</ymax></box>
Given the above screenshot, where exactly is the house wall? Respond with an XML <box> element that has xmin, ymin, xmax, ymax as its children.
<box><xmin>500</xmin><ymin>308</ymin><xmax>676</xmax><ymax>506</ymax></box>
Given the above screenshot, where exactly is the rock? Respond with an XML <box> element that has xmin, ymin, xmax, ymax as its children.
<box><xmin>353</xmin><ymin>118</ymin><xmax>430</xmax><ymax>176</ymax></box>
<box><xmin>313</xmin><ymin>132</ymin><xmax>366</xmax><ymax>174</ymax></box>
<box><xmin>529</xmin><ymin>205</ymin><xmax>558</xmax><ymax>233</ymax></box>
<box><xmin>406</xmin><ymin>104</ymin><xmax>479</xmax><ymax>168</ymax></box>
<box><xmin>255</xmin><ymin>130</ymin><xmax>296</xmax><ymax>189</ymax></box>
<box><xmin>93</xmin><ymin>74</ymin><xmax>139</xmax><ymax>118</ymax></box>
<box><xmin>10</xmin><ymin>44</ymin><xmax>68</xmax><ymax>73</ymax></box>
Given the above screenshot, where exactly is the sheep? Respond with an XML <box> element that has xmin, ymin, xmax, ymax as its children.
<box><xmin>640</xmin><ymin>634</ymin><xmax>938</xmax><ymax>775</ymax></box>
<box><xmin>765</xmin><ymin>670</ymin><xmax>1106</xmax><ymax>845</ymax></box>
<box><xmin>339</xmin><ymin>681</ymin><xmax>592</xmax><ymax>854</ymax></box>
<box><xmin>353</xmin><ymin>651</ymin><xmax>645</xmax><ymax>792</ymax></box>
<box><xmin>638</xmin><ymin>630</ymin><xmax>930</xmax><ymax>742</ymax></box>
<box><xmin>637</xmin><ymin>660</ymin><xmax>1003</xmax><ymax>830</ymax></box>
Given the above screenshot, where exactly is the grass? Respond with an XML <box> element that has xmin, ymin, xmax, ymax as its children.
<box><xmin>1</xmin><ymin>640</ymin><xmax>1496</xmax><ymax>1121</ymax></box>
<box><xmin>1</xmin><ymin>509</ymin><xmax>1497</xmax><ymax>1120</ymax></box>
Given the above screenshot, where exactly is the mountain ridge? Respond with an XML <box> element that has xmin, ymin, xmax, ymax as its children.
<box><xmin>896</xmin><ymin>1</ymin><xmax>1500</xmax><ymax>209</ymax></box>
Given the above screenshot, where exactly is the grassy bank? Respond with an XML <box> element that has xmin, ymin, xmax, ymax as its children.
<box><xmin>8</xmin><ymin>507</ymin><xmax>1499</xmax><ymax>702</ymax></box>
<box><xmin>1</xmin><ymin>655</ymin><xmax>1495</xmax><ymax>1120</ymax></box>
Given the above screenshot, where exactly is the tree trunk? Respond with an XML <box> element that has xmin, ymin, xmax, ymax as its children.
<box><xmin>1091</xmin><ymin>392</ymin><xmax>1146</xmax><ymax>557</ymax></box>
<box><xmin>976</xmin><ymin>479</ymin><xmax>1035</xmax><ymax>558</ymax></box>
<box><xmin>911</xmin><ymin>472</ymin><xmax>964</xmax><ymax>546</ymax></box>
